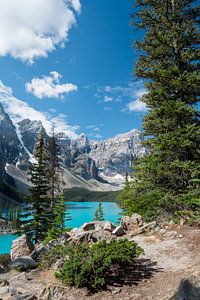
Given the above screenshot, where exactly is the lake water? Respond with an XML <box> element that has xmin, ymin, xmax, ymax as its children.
<box><xmin>0</xmin><ymin>234</ymin><xmax>19</xmax><ymax>255</ymax></box>
<box><xmin>0</xmin><ymin>201</ymin><xmax>123</xmax><ymax>254</ymax></box>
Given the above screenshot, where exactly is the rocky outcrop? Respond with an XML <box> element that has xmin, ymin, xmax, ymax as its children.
<box><xmin>170</xmin><ymin>275</ymin><xmax>200</xmax><ymax>300</ymax></box>
<box><xmin>10</xmin><ymin>235</ymin><xmax>34</xmax><ymax>261</ymax></box>
<box><xmin>73</xmin><ymin>154</ymin><xmax>99</xmax><ymax>180</ymax></box>
<box><xmin>0</xmin><ymin>104</ymin><xmax>24</xmax><ymax>166</ymax></box>
<box><xmin>68</xmin><ymin>221</ymin><xmax>118</xmax><ymax>244</ymax></box>
<box><xmin>17</xmin><ymin>119</ymin><xmax>44</xmax><ymax>154</ymax></box>
<box><xmin>90</xmin><ymin>129</ymin><xmax>147</xmax><ymax>177</ymax></box>
<box><xmin>121</xmin><ymin>213</ymin><xmax>143</xmax><ymax>231</ymax></box>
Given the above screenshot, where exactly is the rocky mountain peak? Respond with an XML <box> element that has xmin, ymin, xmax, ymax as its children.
<box><xmin>0</xmin><ymin>104</ymin><xmax>147</xmax><ymax>194</ymax></box>
<box><xmin>0</xmin><ymin>103</ymin><xmax>15</xmax><ymax>128</ymax></box>
<box><xmin>17</xmin><ymin>119</ymin><xmax>45</xmax><ymax>154</ymax></box>
<box><xmin>17</xmin><ymin>119</ymin><xmax>43</xmax><ymax>135</ymax></box>
<box><xmin>89</xmin><ymin>129</ymin><xmax>146</xmax><ymax>177</ymax></box>
<box><xmin>72</xmin><ymin>133</ymin><xmax>90</xmax><ymax>154</ymax></box>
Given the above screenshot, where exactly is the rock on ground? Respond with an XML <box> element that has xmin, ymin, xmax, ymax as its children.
<box><xmin>9</xmin><ymin>256</ymin><xmax>38</xmax><ymax>271</ymax></box>
<box><xmin>170</xmin><ymin>275</ymin><xmax>200</xmax><ymax>300</ymax></box>
<box><xmin>10</xmin><ymin>235</ymin><xmax>34</xmax><ymax>261</ymax></box>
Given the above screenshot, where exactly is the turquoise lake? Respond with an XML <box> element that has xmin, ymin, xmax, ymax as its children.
<box><xmin>0</xmin><ymin>202</ymin><xmax>123</xmax><ymax>254</ymax></box>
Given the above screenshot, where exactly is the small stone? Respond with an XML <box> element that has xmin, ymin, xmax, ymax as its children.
<box><xmin>81</xmin><ymin>222</ymin><xmax>95</xmax><ymax>231</ymax></box>
<box><xmin>109</xmin><ymin>286</ymin><xmax>121</xmax><ymax>294</ymax></box>
<box><xmin>112</xmin><ymin>225</ymin><xmax>124</xmax><ymax>236</ymax></box>
<box><xmin>103</xmin><ymin>221</ymin><xmax>116</xmax><ymax>232</ymax></box>
<box><xmin>0</xmin><ymin>280</ymin><xmax>9</xmax><ymax>287</ymax></box>
<box><xmin>52</xmin><ymin>258</ymin><xmax>64</xmax><ymax>271</ymax></box>
<box><xmin>0</xmin><ymin>286</ymin><xmax>9</xmax><ymax>297</ymax></box>
<box><xmin>159</xmin><ymin>229</ymin><xmax>167</xmax><ymax>235</ymax></box>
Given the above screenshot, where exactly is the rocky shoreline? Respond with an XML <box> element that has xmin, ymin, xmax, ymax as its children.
<box><xmin>0</xmin><ymin>219</ymin><xmax>17</xmax><ymax>235</ymax></box>
<box><xmin>1</xmin><ymin>215</ymin><xmax>200</xmax><ymax>299</ymax></box>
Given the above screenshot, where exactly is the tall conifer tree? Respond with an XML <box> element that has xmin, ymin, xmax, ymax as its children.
<box><xmin>23</xmin><ymin>130</ymin><xmax>51</xmax><ymax>242</ymax></box>
<box><xmin>121</xmin><ymin>0</ymin><xmax>200</xmax><ymax>220</ymax></box>
<box><xmin>48</xmin><ymin>129</ymin><xmax>61</xmax><ymax>211</ymax></box>
<box><xmin>45</xmin><ymin>191</ymin><xmax>71</xmax><ymax>243</ymax></box>
<box><xmin>93</xmin><ymin>203</ymin><xmax>104</xmax><ymax>221</ymax></box>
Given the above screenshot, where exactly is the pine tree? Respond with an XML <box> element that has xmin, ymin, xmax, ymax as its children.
<box><xmin>121</xmin><ymin>0</ymin><xmax>200</xmax><ymax>221</ymax></box>
<box><xmin>22</xmin><ymin>130</ymin><xmax>51</xmax><ymax>243</ymax></box>
<box><xmin>11</xmin><ymin>207</ymin><xmax>21</xmax><ymax>231</ymax></box>
<box><xmin>48</xmin><ymin>129</ymin><xmax>61</xmax><ymax>211</ymax></box>
<box><xmin>93</xmin><ymin>203</ymin><xmax>104</xmax><ymax>221</ymax></box>
<box><xmin>45</xmin><ymin>191</ymin><xmax>71</xmax><ymax>243</ymax></box>
<box><xmin>118</xmin><ymin>172</ymin><xmax>131</xmax><ymax>208</ymax></box>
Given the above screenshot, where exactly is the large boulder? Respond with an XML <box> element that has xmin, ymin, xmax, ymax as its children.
<box><xmin>121</xmin><ymin>213</ymin><xmax>143</xmax><ymax>231</ymax></box>
<box><xmin>9</xmin><ymin>256</ymin><xmax>38</xmax><ymax>271</ymax></box>
<box><xmin>170</xmin><ymin>275</ymin><xmax>200</xmax><ymax>300</ymax></box>
<box><xmin>81</xmin><ymin>221</ymin><xmax>116</xmax><ymax>233</ymax></box>
<box><xmin>128</xmin><ymin>221</ymin><xmax>157</xmax><ymax>238</ymax></box>
<box><xmin>30</xmin><ymin>243</ymin><xmax>47</xmax><ymax>262</ymax></box>
<box><xmin>70</xmin><ymin>229</ymin><xmax>113</xmax><ymax>244</ymax></box>
<box><xmin>69</xmin><ymin>221</ymin><xmax>118</xmax><ymax>244</ymax></box>
<box><xmin>10</xmin><ymin>235</ymin><xmax>34</xmax><ymax>261</ymax></box>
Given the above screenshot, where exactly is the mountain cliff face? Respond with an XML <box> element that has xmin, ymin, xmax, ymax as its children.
<box><xmin>0</xmin><ymin>104</ymin><xmax>25</xmax><ymax>167</ymax></box>
<box><xmin>0</xmin><ymin>103</ymin><xmax>146</xmax><ymax>197</ymax></box>
<box><xmin>90</xmin><ymin>129</ymin><xmax>147</xmax><ymax>177</ymax></box>
<box><xmin>17</xmin><ymin>119</ymin><xmax>44</xmax><ymax>154</ymax></box>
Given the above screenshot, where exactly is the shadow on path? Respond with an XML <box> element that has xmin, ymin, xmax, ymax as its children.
<box><xmin>108</xmin><ymin>258</ymin><xmax>163</xmax><ymax>287</ymax></box>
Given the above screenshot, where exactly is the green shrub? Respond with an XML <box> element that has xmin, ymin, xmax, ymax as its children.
<box><xmin>0</xmin><ymin>254</ymin><xmax>11</xmax><ymax>271</ymax></box>
<box><xmin>55</xmin><ymin>239</ymin><xmax>143</xmax><ymax>290</ymax></box>
<box><xmin>39</xmin><ymin>244</ymin><xmax>68</xmax><ymax>269</ymax></box>
<box><xmin>43</xmin><ymin>228</ymin><xmax>72</xmax><ymax>246</ymax></box>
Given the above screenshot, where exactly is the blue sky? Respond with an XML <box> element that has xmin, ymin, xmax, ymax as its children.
<box><xmin>0</xmin><ymin>0</ymin><xmax>146</xmax><ymax>140</ymax></box>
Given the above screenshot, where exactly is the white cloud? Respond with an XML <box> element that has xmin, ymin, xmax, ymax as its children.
<box><xmin>104</xmin><ymin>106</ymin><xmax>112</xmax><ymax>111</ymax></box>
<box><xmin>126</xmin><ymin>89</ymin><xmax>147</xmax><ymax>112</ymax></box>
<box><xmin>96</xmin><ymin>81</ymin><xmax>147</xmax><ymax>113</ymax></box>
<box><xmin>86</xmin><ymin>125</ymin><xmax>96</xmax><ymax>129</ymax></box>
<box><xmin>71</xmin><ymin>0</ymin><xmax>81</xmax><ymax>14</ymax></box>
<box><xmin>86</xmin><ymin>125</ymin><xmax>99</xmax><ymax>131</ymax></box>
<box><xmin>25</xmin><ymin>71</ymin><xmax>78</xmax><ymax>99</ymax></box>
<box><xmin>0</xmin><ymin>0</ymin><xmax>81</xmax><ymax>63</ymax></box>
<box><xmin>88</xmin><ymin>133</ymin><xmax>102</xmax><ymax>139</ymax></box>
<box><xmin>104</xmin><ymin>96</ymin><xmax>113</xmax><ymax>103</ymax></box>
<box><xmin>127</xmin><ymin>99</ymin><xmax>147</xmax><ymax>112</ymax></box>
<box><xmin>0</xmin><ymin>81</ymin><xmax>79</xmax><ymax>138</ymax></box>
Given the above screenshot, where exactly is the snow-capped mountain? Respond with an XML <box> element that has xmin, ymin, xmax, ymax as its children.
<box><xmin>0</xmin><ymin>103</ymin><xmax>146</xmax><ymax>199</ymax></box>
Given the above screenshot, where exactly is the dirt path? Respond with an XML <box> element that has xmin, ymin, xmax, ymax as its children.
<box><xmin>1</xmin><ymin>226</ymin><xmax>200</xmax><ymax>299</ymax></box>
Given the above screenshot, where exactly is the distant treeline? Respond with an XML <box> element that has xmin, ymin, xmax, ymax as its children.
<box><xmin>0</xmin><ymin>179</ymin><xmax>25</xmax><ymax>204</ymax></box>
<box><xmin>64</xmin><ymin>188</ymin><xmax>121</xmax><ymax>203</ymax></box>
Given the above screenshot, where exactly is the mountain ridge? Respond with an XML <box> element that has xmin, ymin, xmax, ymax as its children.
<box><xmin>0</xmin><ymin>103</ymin><xmax>146</xmax><ymax>201</ymax></box>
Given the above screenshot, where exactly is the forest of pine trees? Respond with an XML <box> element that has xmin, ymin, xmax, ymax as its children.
<box><xmin>22</xmin><ymin>130</ymin><xmax>69</xmax><ymax>243</ymax></box>
<box><xmin>119</xmin><ymin>0</ymin><xmax>200</xmax><ymax>222</ymax></box>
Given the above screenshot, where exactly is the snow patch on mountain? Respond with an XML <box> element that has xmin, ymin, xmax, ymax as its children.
<box><xmin>14</xmin><ymin>123</ymin><xmax>36</xmax><ymax>164</ymax></box>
